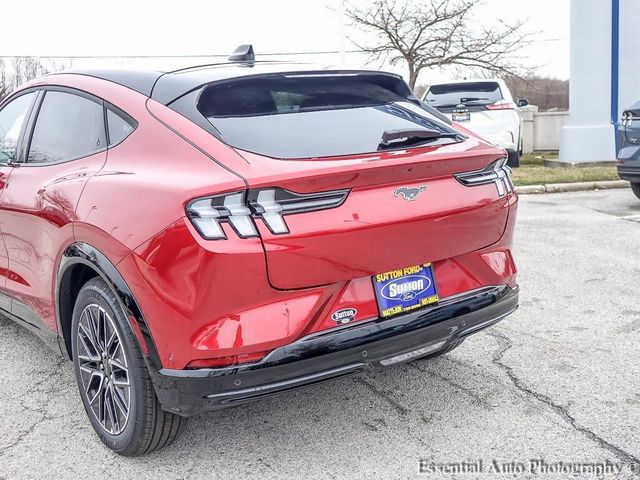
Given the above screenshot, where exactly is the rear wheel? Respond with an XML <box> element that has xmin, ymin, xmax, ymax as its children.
<box><xmin>507</xmin><ymin>150</ymin><xmax>520</xmax><ymax>168</ymax></box>
<box><xmin>71</xmin><ymin>277</ymin><xmax>185</xmax><ymax>456</ymax></box>
<box><xmin>631</xmin><ymin>183</ymin><xmax>640</xmax><ymax>200</ymax></box>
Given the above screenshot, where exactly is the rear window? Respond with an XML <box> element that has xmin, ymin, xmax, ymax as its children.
<box><xmin>197</xmin><ymin>73</ymin><xmax>459</xmax><ymax>159</ymax></box>
<box><xmin>425</xmin><ymin>82</ymin><xmax>503</xmax><ymax>107</ymax></box>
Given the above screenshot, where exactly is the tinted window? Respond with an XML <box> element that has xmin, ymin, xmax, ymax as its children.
<box><xmin>107</xmin><ymin>109</ymin><xmax>134</xmax><ymax>146</ymax></box>
<box><xmin>198</xmin><ymin>74</ymin><xmax>458</xmax><ymax>158</ymax></box>
<box><xmin>202</xmin><ymin>74</ymin><xmax>412</xmax><ymax>118</ymax></box>
<box><xmin>425</xmin><ymin>82</ymin><xmax>503</xmax><ymax>107</ymax></box>
<box><xmin>27</xmin><ymin>91</ymin><xmax>106</xmax><ymax>164</ymax></box>
<box><xmin>0</xmin><ymin>92</ymin><xmax>36</xmax><ymax>163</ymax></box>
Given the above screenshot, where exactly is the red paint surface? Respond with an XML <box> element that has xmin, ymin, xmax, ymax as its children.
<box><xmin>0</xmin><ymin>74</ymin><xmax>518</xmax><ymax>369</ymax></box>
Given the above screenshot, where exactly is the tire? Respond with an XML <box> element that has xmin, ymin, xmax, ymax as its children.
<box><xmin>631</xmin><ymin>183</ymin><xmax>640</xmax><ymax>200</ymax></box>
<box><xmin>506</xmin><ymin>150</ymin><xmax>520</xmax><ymax>168</ymax></box>
<box><xmin>413</xmin><ymin>339</ymin><xmax>465</xmax><ymax>362</ymax></box>
<box><xmin>71</xmin><ymin>277</ymin><xmax>185</xmax><ymax>456</ymax></box>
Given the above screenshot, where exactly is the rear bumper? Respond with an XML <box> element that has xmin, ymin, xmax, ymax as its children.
<box><xmin>150</xmin><ymin>284</ymin><xmax>519</xmax><ymax>416</ymax></box>
<box><xmin>481</xmin><ymin>131</ymin><xmax>518</xmax><ymax>152</ymax></box>
<box><xmin>617</xmin><ymin>166</ymin><xmax>640</xmax><ymax>183</ymax></box>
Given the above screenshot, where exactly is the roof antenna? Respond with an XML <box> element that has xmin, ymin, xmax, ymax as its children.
<box><xmin>228</xmin><ymin>44</ymin><xmax>255</xmax><ymax>64</ymax></box>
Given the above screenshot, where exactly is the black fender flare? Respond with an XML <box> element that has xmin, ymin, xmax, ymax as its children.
<box><xmin>56</xmin><ymin>242</ymin><xmax>162</xmax><ymax>370</ymax></box>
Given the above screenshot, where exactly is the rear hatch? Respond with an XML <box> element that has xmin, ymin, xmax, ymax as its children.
<box><xmin>623</xmin><ymin>103</ymin><xmax>640</xmax><ymax>146</ymax></box>
<box><xmin>191</xmin><ymin>71</ymin><xmax>513</xmax><ymax>289</ymax></box>
<box><xmin>424</xmin><ymin>81</ymin><xmax>514</xmax><ymax>134</ymax></box>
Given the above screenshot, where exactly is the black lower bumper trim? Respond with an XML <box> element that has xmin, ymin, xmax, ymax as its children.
<box><xmin>617</xmin><ymin>167</ymin><xmax>640</xmax><ymax>183</ymax></box>
<box><xmin>151</xmin><ymin>284</ymin><xmax>518</xmax><ymax>416</ymax></box>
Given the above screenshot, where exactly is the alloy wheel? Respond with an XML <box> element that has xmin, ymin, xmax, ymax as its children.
<box><xmin>76</xmin><ymin>303</ymin><xmax>131</xmax><ymax>435</ymax></box>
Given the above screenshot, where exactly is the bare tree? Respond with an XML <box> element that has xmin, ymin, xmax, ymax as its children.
<box><xmin>346</xmin><ymin>0</ymin><xmax>532</xmax><ymax>89</ymax></box>
<box><xmin>11</xmin><ymin>56</ymin><xmax>48</xmax><ymax>87</ymax></box>
<box><xmin>504</xmin><ymin>75</ymin><xmax>568</xmax><ymax>111</ymax></box>
<box><xmin>0</xmin><ymin>59</ymin><xmax>8</xmax><ymax>101</ymax></box>
<box><xmin>0</xmin><ymin>56</ymin><xmax>68</xmax><ymax>101</ymax></box>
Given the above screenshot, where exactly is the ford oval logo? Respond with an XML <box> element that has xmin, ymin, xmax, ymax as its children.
<box><xmin>331</xmin><ymin>308</ymin><xmax>358</xmax><ymax>324</ymax></box>
<box><xmin>380</xmin><ymin>275</ymin><xmax>431</xmax><ymax>301</ymax></box>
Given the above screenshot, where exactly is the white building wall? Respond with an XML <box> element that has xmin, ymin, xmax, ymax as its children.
<box><xmin>534</xmin><ymin>112</ymin><xmax>569</xmax><ymax>151</ymax></box>
<box><xmin>521</xmin><ymin>107</ymin><xmax>569</xmax><ymax>153</ymax></box>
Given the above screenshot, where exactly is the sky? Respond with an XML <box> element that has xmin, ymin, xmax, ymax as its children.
<box><xmin>1</xmin><ymin>0</ymin><xmax>570</xmax><ymax>85</ymax></box>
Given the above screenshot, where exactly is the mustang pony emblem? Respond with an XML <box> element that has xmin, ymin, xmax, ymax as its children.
<box><xmin>394</xmin><ymin>186</ymin><xmax>428</xmax><ymax>201</ymax></box>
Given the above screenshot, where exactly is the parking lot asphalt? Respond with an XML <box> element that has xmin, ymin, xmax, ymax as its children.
<box><xmin>1</xmin><ymin>189</ymin><xmax>639</xmax><ymax>480</ymax></box>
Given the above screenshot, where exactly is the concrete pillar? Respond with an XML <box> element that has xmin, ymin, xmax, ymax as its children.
<box><xmin>520</xmin><ymin>105</ymin><xmax>538</xmax><ymax>154</ymax></box>
<box><xmin>559</xmin><ymin>0</ymin><xmax>616</xmax><ymax>164</ymax></box>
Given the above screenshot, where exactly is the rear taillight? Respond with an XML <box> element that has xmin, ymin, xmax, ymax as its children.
<box><xmin>622</xmin><ymin>110</ymin><xmax>640</xmax><ymax>126</ymax></box>
<box><xmin>486</xmin><ymin>101</ymin><xmax>516</xmax><ymax>110</ymax></box>
<box><xmin>186</xmin><ymin>188</ymin><xmax>349</xmax><ymax>240</ymax></box>
<box><xmin>454</xmin><ymin>158</ymin><xmax>514</xmax><ymax>196</ymax></box>
<box><xmin>186</xmin><ymin>191</ymin><xmax>258</xmax><ymax>240</ymax></box>
<box><xmin>249</xmin><ymin>188</ymin><xmax>349</xmax><ymax>234</ymax></box>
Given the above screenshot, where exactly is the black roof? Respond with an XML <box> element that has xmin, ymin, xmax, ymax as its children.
<box><xmin>65</xmin><ymin>62</ymin><xmax>401</xmax><ymax>105</ymax></box>
<box><xmin>66</xmin><ymin>69</ymin><xmax>161</xmax><ymax>97</ymax></box>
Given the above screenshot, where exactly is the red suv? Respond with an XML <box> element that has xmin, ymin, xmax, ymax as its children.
<box><xmin>0</xmin><ymin>48</ymin><xmax>518</xmax><ymax>455</ymax></box>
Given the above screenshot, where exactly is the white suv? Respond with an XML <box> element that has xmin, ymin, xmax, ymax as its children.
<box><xmin>422</xmin><ymin>79</ymin><xmax>524</xmax><ymax>167</ymax></box>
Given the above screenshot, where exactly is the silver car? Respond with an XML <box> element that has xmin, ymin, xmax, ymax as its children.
<box><xmin>423</xmin><ymin>79</ymin><xmax>525</xmax><ymax>167</ymax></box>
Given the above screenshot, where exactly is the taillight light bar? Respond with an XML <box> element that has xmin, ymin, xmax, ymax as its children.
<box><xmin>454</xmin><ymin>158</ymin><xmax>514</xmax><ymax>197</ymax></box>
<box><xmin>622</xmin><ymin>110</ymin><xmax>640</xmax><ymax>126</ymax></box>
<box><xmin>186</xmin><ymin>187</ymin><xmax>349</xmax><ymax>240</ymax></box>
<box><xmin>249</xmin><ymin>188</ymin><xmax>350</xmax><ymax>234</ymax></box>
<box><xmin>187</xmin><ymin>191</ymin><xmax>257</xmax><ymax>240</ymax></box>
<box><xmin>486</xmin><ymin>101</ymin><xmax>516</xmax><ymax>110</ymax></box>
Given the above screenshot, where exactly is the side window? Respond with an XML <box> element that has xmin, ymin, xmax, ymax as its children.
<box><xmin>27</xmin><ymin>91</ymin><xmax>106</xmax><ymax>164</ymax></box>
<box><xmin>107</xmin><ymin>109</ymin><xmax>135</xmax><ymax>146</ymax></box>
<box><xmin>0</xmin><ymin>92</ymin><xmax>37</xmax><ymax>163</ymax></box>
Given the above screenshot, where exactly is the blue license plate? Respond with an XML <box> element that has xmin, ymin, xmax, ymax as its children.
<box><xmin>373</xmin><ymin>263</ymin><xmax>439</xmax><ymax>318</ymax></box>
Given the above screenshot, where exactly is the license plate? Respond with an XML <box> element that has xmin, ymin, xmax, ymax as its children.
<box><xmin>452</xmin><ymin>112</ymin><xmax>470</xmax><ymax>122</ymax></box>
<box><xmin>373</xmin><ymin>263</ymin><xmax>439</xmax><ymax>318</ymax></box>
